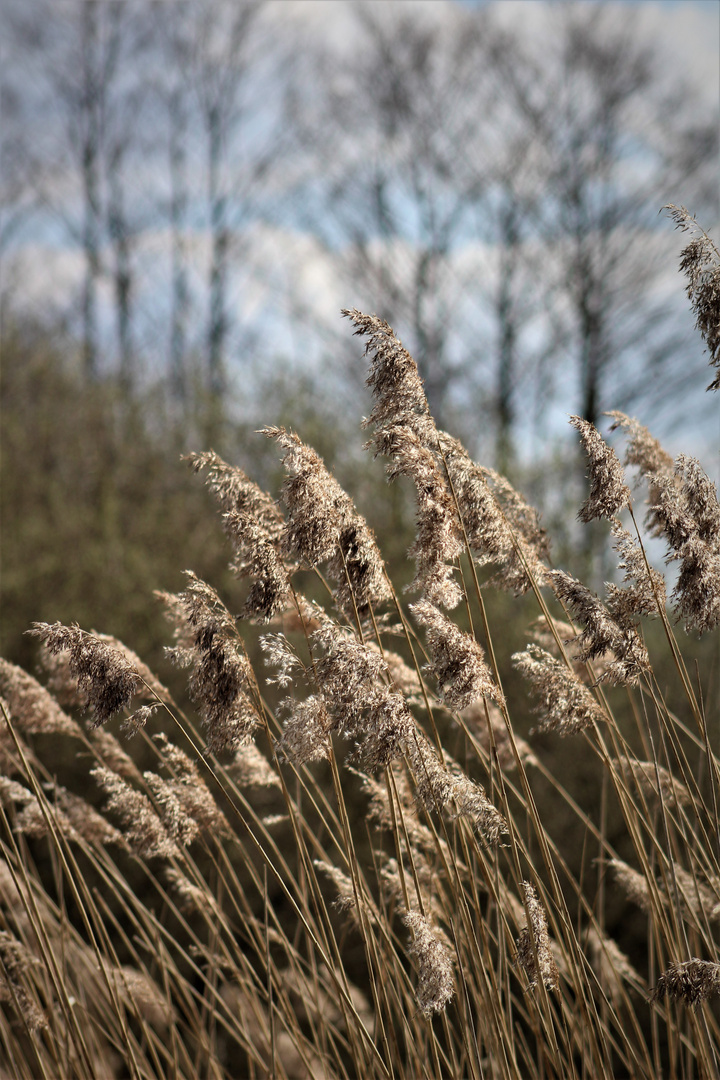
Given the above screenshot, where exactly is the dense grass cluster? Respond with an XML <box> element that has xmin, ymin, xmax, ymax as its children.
<box><xmin>1</xmin><ymin>210</ymin><xmax>719</xmax><ymax>1078</ymax></box>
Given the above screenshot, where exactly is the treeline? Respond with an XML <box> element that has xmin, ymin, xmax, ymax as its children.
<box><xmin>2</xmin><ymin>0</ymin><xmax>717</xmax><ymax>459</ymax></box>
<box><xmin>0</xmin><ymin>317</ymin><xmax>419</xmax><ymax>671</ymax></box>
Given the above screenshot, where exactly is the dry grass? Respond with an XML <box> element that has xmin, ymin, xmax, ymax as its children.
<box><xmin>1</xmin><ymin>243</ymin><xmax>719</xmax><ymax>1078</ymax></box>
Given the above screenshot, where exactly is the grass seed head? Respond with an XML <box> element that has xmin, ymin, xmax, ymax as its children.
<box><xmin>403</xmin><ymin>909</ymin><xmax>455</xmax><ymax>1016</ymax></box>
<box><xmin>652</xmin><ymin>959</ymin><xmax>720</xmax><ymax>1009</ymax></box>
<box><xmin>515</xmin><ymin>882</ymin><xmax>559</xmax><ymax>992</ymax></box>
<box><xmin>570</xmin><ymin>415</ymin><xmax>630</xmax><ymax>522</ymax></box>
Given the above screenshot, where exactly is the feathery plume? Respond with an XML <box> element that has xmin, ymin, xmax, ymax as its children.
<box><xmin>460</xmin><ymin>700</ymin><xmax>538</xmax><ymax>771</ymax></box>
<box><xmin>515</xmin><ymin>881</ymin><xmax>561</xmax><ymax>989</ymax></box>
<box><xmin>377</xmin><ymin>645</ymin><xmax>424</xmax><ymax>704</ymax></box>
<box><xmin>665</xmin><ymin>205</ymin><xmax>720</xmax><ymax>390</ymax></box>
<box><xmin>276</xmin><ymin>695</ymin><xmax>332</xmax><ymax>766</ymax></box>
<box><xmin>313</xmin><ymin>860</ymin><xmax>360</xmax><ymax>920</ymax></box>
<box><xmin>651</xmin><ymin>456</ymin><xmax>720</xmax><ymax>633</ymax></box>
<box><xmin>0</xmin><ymin>777</ymin><xmax>37</xmax><ymax>809</ymax></box>
<box><xmin>483</xmin><ymin>466</ymin><xmax>551</xmax><ymax>563</ymax></box>
<box><xmin>311</xmin><ymin>620</ymin><xmax>388</xmax><ymax>736</ymax></box>
<box><xmin>375</xmin><ymin>427</ymin><xmax>464</xmax><ymax>608</ymax></box>
<box><xmin>607</xmin><ymin>410</ymin><xmax>678</xmax><ymax>538</ymax></box>
<box><xmin>344</xmin><ymin>311</ymin><xmax>463</xmax><ymax>608</ymax></box>
<box><xmin>527</xmin><ymin>614</ymin><xmax>613</xmax><ymax>679</ymax></box>
<box><xmin>614</xmin><ymin>756</ymin><xmax>691</xmax><ymax>811</ymax></box>
<box><xmin>95</xmin><ymin>634</ymin><xmax>170</xmax><ymax>701</ymax></box>
<box><xmin>165</xmin><ymin>867</ymin><xmax>220</xmax><ymax>917</ymax></box>
<box><xmin>606</xmin><ymin>411</ymin><xmax>675</xmax><ymax>480</ymax></box>
<box><xmin>228</xmin><ymin>515</ymin><xmax>292</xmax><ymax>623</ymax></box>
<box><xmin>407</xmin><ymin>732</ymin><xmax>508</xmax><ymax>845</ymax></box>
<box><xmin>300</xmin><ymin>617</ymin><xmax>415</xmax><ymax>768</ymax></box>
<box><xmin>105</xmin><ymin>965</ymin><xmax>173</xmax><ymax>1028</ymax></box>
<box><xmin>264</xmin><ymin>426</ymin><xmax>390</xmax><ymax>617</ymax></box>
<box><xmin>512</xmin><ymin>645</ymin><xmax>605</xmax><ymax>735</ymax></box>
<box><xmin>53</xmin><ymin>785</ymin><xmax>128</xmax><ymax>848</ymax></box>
<box><xmin>677</xmin><ymin>455</ymin><xmax>720</xmax><ymax>539</ymax></box>
<box><xmin>342</xmin><ymin>309</ymin><xmax>436</xmax><ymax>446</ymax></box>
<box><xmin>652</xmin><ymin>959</ymin><xmax>720</xmax><ymax>1009</ymax></box>
<box><xmin>404</xmin><ymin>439</ymin><xmax>465</xmax><ymax>608</ymax></box>
<box><xmin>515</xmin><ymin>882</ymin><xmax>559</xmax><ymax>992</ymax></box>
<box><xmin>608</xmin><ymin>858</ymin><xmax>653</xmax><ymax>914</ymax></box>
<box><xmin>14</xmin><ymin>783</ymin><xmax>127</xmax><ymax>849</ymax></box>
<box><xmin>585</xmin><ymin>926</ymin><xmax>644</xmax><ymax>999</ymax></box>
<box><xmin>121</xmin><ymin>703</ymin><xmax>160</xmax><ymax>737</ymax></box>
<box><xmin>439</xmin><ymin>432</ymin><xmax>549</xmax><ymax>593</ymax></box>
<box><xmin>143</xmin><ymin>772</ymin><xmax>201</xmax><ymax>848</ymax></box>
<box><xmin>27</xmin><ymin>624</ymin><xmax>148</xmax><ymax>727</ymax></box>
<box><xmin>664</xmin><ymin>866</ymin><xmax>718</xmax><ymax>924</ymax></box>
<box><xmin>92</xmin><ymin>766</ymin><xmax>178</xmax><ymax>860</ymax></box>
<box><xmin>403</xmin><ymin>910</ymin><xmax>455</xmax><ymax>1016</ymax></box>
<box><xmin>186</xmin><ymin>487</ymin><xmax>293</xmax><ymax>624</ymax></box>
<box><xmin>330</xmin><ymin>513</ymin><xmax>392</xmax><ymax>618</ymax></box>
<box><xmin>260</xmin><ymin>631</ymin><xmax>305</xmax><ymax>689</ymax></box>
<box><xmin>356</xmin><ymin>686</ymin><xmax>416</xmax><ymax>770</ymax></box>
<box><xmin>148</xmin><ymin>734</ymin><xmax>230</xmax><ymax>842</ymax></box>
<box><xmin>264</xmin><ymin>427</ymin><xmax>347</xmax><ymax>565</ymax></box>
<box><xmin>411</xmin><ymin>599</ymin><xmax>504</xmax><ymax>709</ymax></box>
<box><xmin>231</xmin><ymin>741</ymin><xmax>282</xmax><ymax>789</ymax></box>
<box><xmin>35</xmin><ymin>633</ymin><xmax>169</xmax><ymax>713</ymax></box>
<box><xmin>0</xmin><ymin>931</ymin><xmax>47</xmax><ymax>1031</ymax></box>
<box><xmin>569</xmin><ymin>415</ymin><xmax>630</xmax><ymax>522</ymax></box>
<box><xmin>606</xmin><ymin>521</ymin><xmax>666</xmax><ymax>622</ymax></box>
<box><xmin>381</xmin><ymin>856</ymin><xmax>442</xmax><ymax>921</ymax></box>
<box><xmin>91</xmin><ymin>729</ymin><xmax>143</xmax><ymax>781</ymax></box>
<box><xmin>359</xmin><ymin>765</ymin><xmax>446</xmax><ymax>856</ymax></box>
<box><xmin>0</xmin><ymin>705</ymin><xmax>24</xmax><ymax>777</ymax></box>
<box><xmin>549</xmin><ymin>570</ymin><xmax>650</xmax><ymax>684</ymax></box>
<box><xmin>164</xmin><ymin>574</ymin><xmax>259</xmax><ymax>754</ymax></box>
<box><xmin>187</xmin><ymin>450</ymin><xmax>285</xmax><ymax>545</ymax></box>
<box><xmin>1</xmin><ymin>779</ymin><xmax>77</xmax><ymax>842</ymax></box>
<box><xmin>0</xmin><ymin>660</ymin><xmax>81</xmax><ymax>737</ymax></box>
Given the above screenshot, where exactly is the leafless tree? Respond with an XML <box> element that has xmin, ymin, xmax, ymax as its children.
<box><xmin>0</xmin><ymin>35</ymin><xmax>38</xmax><ymax>326</ymax></box>
<box><xmin>289</xmin><ymin>4</ymin><xmax>498</xmax><ymax>432</ymax></box>
<box><xmin>148</xmin><ymin>13</ymin><xmax>194</xmax><ymax>408</ymax></box>
<box><xmin>68</xmin><ymin>2</ymin><xmax>118</xmax><ymax>379</ymax></box>
<box><xmin>166</xmin><ymin>81</ymin><xmax>191</xmax><ymax>408</ymax></box>
<box><xmin>291</xmin><ymin>2</ymin><xmax>717</xmax><ymax>459</ymax></box>
<box><xmin>489</xmin><ymin>3</ymin><xmax>718</xmax><ymax>431</ymax></box>
<box><xmin>178</xmin><ymin>0</ymin><xmax>284</xmax><ymax>441</ymax></box>
<box><xmin>104</xmin><ymin>16</ymin><xmax>152</xmax><ymax>390</ymax></box>
<box><xmin>5</xmin><ymin>1</ymin><xmax>150</xmax><ymax>382</ymax></box>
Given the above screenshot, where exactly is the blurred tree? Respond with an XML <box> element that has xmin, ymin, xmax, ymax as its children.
<box><xmin>290</xmin><ymin>2</ymin><xmax>717</xmax><ymax>459</ymax></box>
<box><xmin>288</xmin><ymin>4</ymin><xmax>495</xmax><ymax>433</ymax></box>
<box><xmin>0</xmin><ymin>37</ymin><xmax>38</xmax><ymax>294</ymax></box>
<box><xmin>5</xmin><ymin>0</ymin><xmax>152</xmax><ymax>383</ymax></box>
<box><xmin>192</xmin><ymin>2</ymin><xmax>261</xmax><ymax>418</ymax></box>
<box><xmin>485</xmin><ymin>3</ymin><xmax>718</xmax><ymax>431</ymax></box>
<box><xmin>170</xmin><ymin>0</ymin><xmax>290</xmax><ymax>446</ymax></box>
<box><xmin>166</xmin><ymin>81</ymin><xmax>192</xmax><ymax>409</ymax></box>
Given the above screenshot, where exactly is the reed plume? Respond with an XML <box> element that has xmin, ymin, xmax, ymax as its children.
<box><xmin>3</xmin><ymin>238</ymin><xmax>720</xmax><ymax>1079</ymax></box>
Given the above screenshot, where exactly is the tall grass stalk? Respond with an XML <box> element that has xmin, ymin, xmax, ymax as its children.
<box><xmin>1</xmin><ymin>219</ymin><xmax>719</xmax><ymax>1077</ymax></box>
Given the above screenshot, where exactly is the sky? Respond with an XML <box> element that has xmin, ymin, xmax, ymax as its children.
<box><xmin>457</xmin><ymin>0</ymin><xmax>719</xmax><ymax>103</ymax></box>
